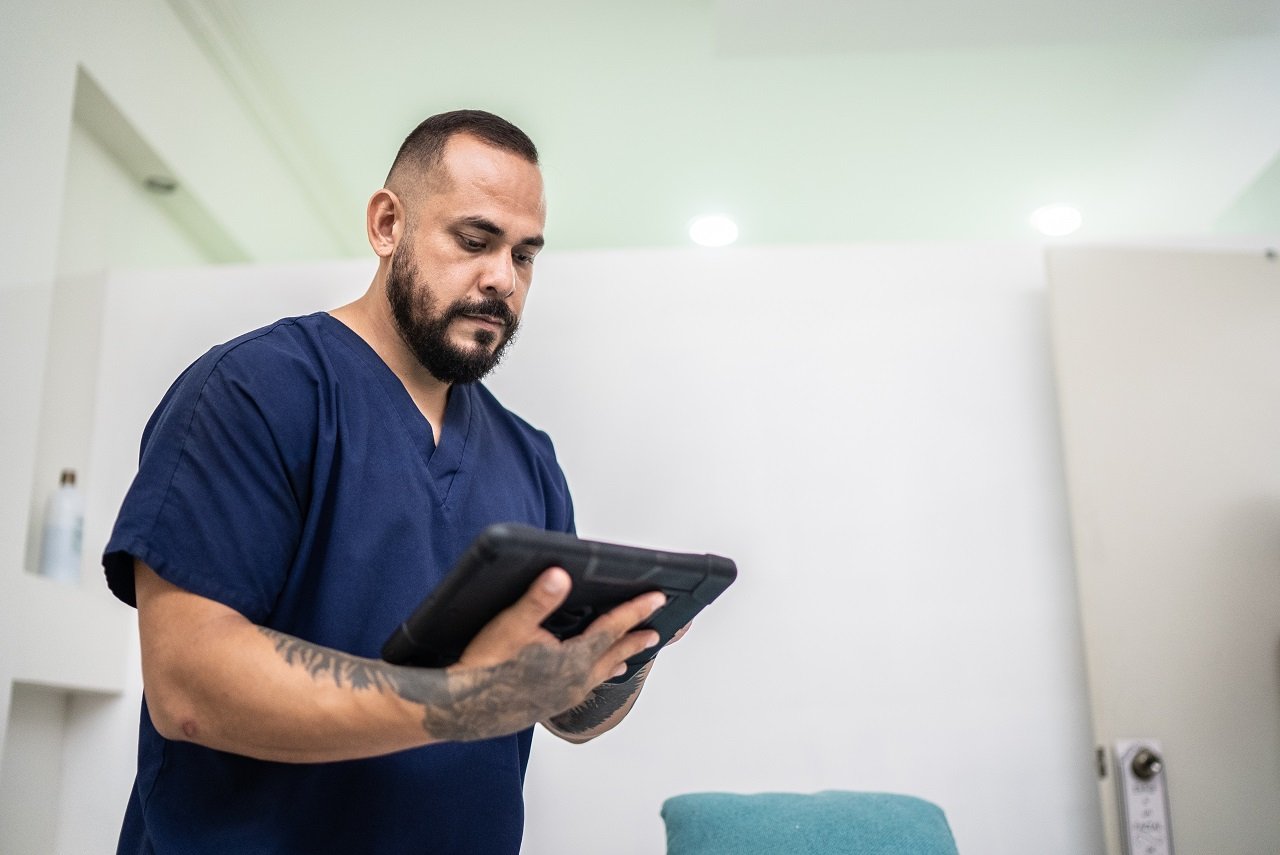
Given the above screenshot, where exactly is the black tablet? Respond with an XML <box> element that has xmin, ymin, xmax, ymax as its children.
<box><xmin>381</xmin><ymin>523</ymin><xmax>736</xmax><ymax>682</ymax></box>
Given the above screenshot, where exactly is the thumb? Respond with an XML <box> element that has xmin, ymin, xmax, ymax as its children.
<box><xmin>456</xmin><ymin>567</ymin><xmax>572</xmax><ymax>670</ymax></box>
<box><xmin>506</xmin><ymin>566</ymin><xmax>571</xmax><ymax>626</ymax></box>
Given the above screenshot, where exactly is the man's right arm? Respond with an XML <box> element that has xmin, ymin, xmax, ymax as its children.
<box><xmin>135</xmin><ymin>559</ymin><xmax>664</xmax><ymax>763</ymax></box>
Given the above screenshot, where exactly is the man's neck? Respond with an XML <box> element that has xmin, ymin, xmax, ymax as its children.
<box><xmin>329</xmin><ymin>296</ymin><xmax>450</xmax><ymax>443</ymax></box>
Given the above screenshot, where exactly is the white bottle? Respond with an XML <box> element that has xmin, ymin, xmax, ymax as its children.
<box><xmin>39</xmin><ymin>468</ymin><xmax>85</xmax><ymax>584</ymax></box>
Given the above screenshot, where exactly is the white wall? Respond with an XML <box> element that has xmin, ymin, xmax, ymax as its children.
<box><xmin>0</xmin><ymin>686</ymin><xmax>70</xmax><ymax>855</ymax></box>
<box><xmin>0</xmin><ymin>3</ymin><xmax>338</xmax><ymax>848</ymax></box>
<box><xmin>24</xmin><ymin>123</ymin><xmax>223</xmax><ymax>578</ymax></box>
<box><xmin>508</xmin><ymin>246</ymin><xmax>1100</xmax><ymax>855</ymax></box>
<box><xmin>0</xmin><ymin>0</ymin><xmax>338</xmax><ymax>591</ymax></box>
<box><xmin>35</xmin><ymin>123</ymin><xmax>226</xmax><ymax>855</ymax></box>
<box><xmin>0</xmin><ymin>0</ymin><xmax>338</xmax><ymax>296</ymax></box>
<box><xmin>56</xmin><ymin>121</ymin><xmax>223</xmax><ymax>278</ymax></box>
<box><xmin>77</xmin><ymin>243</ymin><xmax>1102</xmax><ymax>855</ymax></box>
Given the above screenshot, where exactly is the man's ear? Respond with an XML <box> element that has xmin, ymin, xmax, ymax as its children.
<box><xmin>366</xmin><ymin>189</ymin><xmax>403</xmax><ymax>259</ymax></box>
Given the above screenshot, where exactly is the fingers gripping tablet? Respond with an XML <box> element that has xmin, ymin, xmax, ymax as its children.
<box><xmin>381</xmin><ymin>524</ymin><xmax>737</xmax><ymax>682</ymax></box>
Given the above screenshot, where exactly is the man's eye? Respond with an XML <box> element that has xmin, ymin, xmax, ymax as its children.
<box><xmin>514</xmin><ymin>251</ymin><xmax>536</xmax><ymax>265</ymax></box>
<box><xmin>459</xmin><ymin>236</ymin><xmax>485</xmax><ymax>251</ymax></box>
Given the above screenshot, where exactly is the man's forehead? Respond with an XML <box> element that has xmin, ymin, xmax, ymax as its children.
<box><xmin>436</xmin><ymin>134</ymin><xmax>540</xmax><ymax>188</ymax></box>
<box><xmin>409</xmin><ymin>165</ymin><xmax>545</xmax><ymax>241</ymax></box>
<box><xmin>390</xmin><ymin>133</ymin><xmax>541</xmax><ymax>197</ymax></box>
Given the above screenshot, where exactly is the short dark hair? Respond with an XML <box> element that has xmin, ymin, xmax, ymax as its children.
<box><xmin>385</xmin><ymin>109</ymin><xmax>539</xmax><ymax>186</ymax></box>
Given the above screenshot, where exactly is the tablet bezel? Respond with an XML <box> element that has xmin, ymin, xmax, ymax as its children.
<box><xmin>380</xmin><ymin>523</ymin><xmax>736</xmax><ymax>682</ymax></box>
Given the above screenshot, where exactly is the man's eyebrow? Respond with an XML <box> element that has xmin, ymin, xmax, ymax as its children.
<box><xmin>458</xmin><ymin>215</ymin><xmax>544</xmax><ymax>248</ymax></box>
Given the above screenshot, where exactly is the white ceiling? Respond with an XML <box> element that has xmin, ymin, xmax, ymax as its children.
<box><xmin>171</xmin><ymin>0</ymin><xmax>1280</xmax><ymax>254</ymax></box>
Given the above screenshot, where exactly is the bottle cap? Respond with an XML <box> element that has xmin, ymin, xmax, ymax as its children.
<box><xmin>60</xmin><ymin>469</ymin><xmax>76</xmax><ymax>486</ymax></box>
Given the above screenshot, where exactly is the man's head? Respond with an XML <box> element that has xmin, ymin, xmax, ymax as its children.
<box><xmin>384</xmin><ymin>110</ymin><xmax>539</xmax><ymax>194</ymax></box>
<box><xmin>370</xmin><ymin>110</ymin><xmax>545</xmax><ymax>384</ymax></box>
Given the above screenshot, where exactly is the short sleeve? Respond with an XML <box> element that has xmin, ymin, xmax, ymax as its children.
<box><xmin>103</xmin><ymin>342</ymin><xmax>309</xmax><ymax>622</ymax></box>
<box><xmin>556</xmin><ymin>461</ymin><xmax>575</xmax><ymax>535</ymax></box>
<box><xmin>534</xmin><ymin>427</ymin><xmax>575</xmax><ymax>536</ymax></box>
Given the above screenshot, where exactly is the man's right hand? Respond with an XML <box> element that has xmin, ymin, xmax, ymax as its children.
<box><xmin>443</xmin><ymin>568</ymin><xmax>665</xmax><ymax>729</ymax></box>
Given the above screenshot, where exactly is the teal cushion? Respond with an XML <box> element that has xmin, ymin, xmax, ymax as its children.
<box><xmin>661</xmin><ymin>791</ymin><xmax>959</xmax><ymax>855</ymax></box>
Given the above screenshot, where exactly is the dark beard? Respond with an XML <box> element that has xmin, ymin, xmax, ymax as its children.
<box><xmin>385</xmin><ymin>246</ymin><xmax>520</xmax><ymax>384</ymax></box>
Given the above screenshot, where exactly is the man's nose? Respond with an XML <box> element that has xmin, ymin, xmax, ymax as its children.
<box><xmin>478</xmin><ymin>252</ymin><xmax>516</xmax><ymax>299</ymax></box>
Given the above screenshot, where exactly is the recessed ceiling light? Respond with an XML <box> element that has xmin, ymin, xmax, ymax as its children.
<box><xmin>1030</xmin><ymin>204</ymin><xmax>1082</xmax><ymax>237</ymax></box>
<box><xmin>689</xmin><ymin>214</ymin><xmax>738</xmax><ymax>247</ymax></box>
<box><xmin>143</xmin><ymin>175</ymin><xmax>179</xmax><ymax>194</ymax></box>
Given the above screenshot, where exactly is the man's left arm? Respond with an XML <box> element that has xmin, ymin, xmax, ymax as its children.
<box><xmin>541</xmin><ymin>662</ymin><xmax>653</xmax><ymax>743</ymax></box>
<box><xmin>542</xmin><ymin>621</ymin><xmax>690</xmax><ymax>742</ymax></box>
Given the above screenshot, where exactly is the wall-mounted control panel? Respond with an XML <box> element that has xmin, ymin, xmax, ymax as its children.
<box><xmin>1115</xmin><ymin>738</ymin><xmax>1174</xmax><ymax>855</ymax></box>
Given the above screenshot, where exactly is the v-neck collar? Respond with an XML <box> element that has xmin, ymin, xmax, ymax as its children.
<box><xmin>432</xmin><ymin>381</ymin><xmax>473</xmax><ymax>495</ymax></box>
<box><xmin>320</xmin><ymin>313</ymin><xmax>475</xmax><ymax>508</ymax></box>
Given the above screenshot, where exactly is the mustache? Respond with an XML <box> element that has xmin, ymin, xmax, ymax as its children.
<box><xmin>445</xmin><ymin>297</ymin><xmax>518</xmax><ymax>329</ymax></box>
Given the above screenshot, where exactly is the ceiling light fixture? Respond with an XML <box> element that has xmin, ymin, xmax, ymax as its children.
<box><xmin>1030</xmin><ymin>204</ymin><xmax>1082</xmax><ymax>237</ymax></box>
<box><xmin>689</xmin><ymin>214</ymin><xmax>739</xmax><ymax>247</ymax></box>
<box><xmin>143</xmin><ymin>175</ymin><xmax>179</xmax><ymax>195</ymax></box>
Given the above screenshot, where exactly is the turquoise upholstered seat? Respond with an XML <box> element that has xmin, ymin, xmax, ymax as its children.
<box><xmin>660</xmin><ymin>791</ymin><xmax>959</xmax><ymax>855</ymax></box>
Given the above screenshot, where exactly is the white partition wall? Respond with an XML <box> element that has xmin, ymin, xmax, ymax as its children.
<box><xmin>509</xmin><ymin>245</ymin><xmax>1099</xmax><ymax>855</ymax></box>
<box><xmin>55</xmin><ymin>242</ymin><xmax>1099</xmax><ymax>854</ymax></box>
<box><xmin>1048</xmin><ymin>245</ymin><xmax>1280</xmax><ymax>855</ymax></box>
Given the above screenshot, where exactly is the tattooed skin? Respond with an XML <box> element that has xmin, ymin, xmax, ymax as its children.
<box><xmin>257</xmin><ymin>627</ymin><xmax>613</xmax><ymax>742</ymax></box>
<box><xmin>550</xmin><ymin>662</ymin><xmax>651</xmax><ymax>736</ymax></box>
<box><xmin>260</xmin><ymin>629</ymin><xmax>421</xmax><ymax>695</ymax></box>
<box><xmin>422</xmin><ymin>633</ymin><xmax>615</xmax><ymax>740</ymax></box>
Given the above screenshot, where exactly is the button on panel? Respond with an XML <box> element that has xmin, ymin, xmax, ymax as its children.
<box><xmin>1115</xmin><ymin>739</ymin><xmax>1174</xmax><ymax>855</ymax></box>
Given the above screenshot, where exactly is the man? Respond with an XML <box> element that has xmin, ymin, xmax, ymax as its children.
<box><xmin>103</xmin><ymin>110</ymin><xmax>667</xmax><ymax>854</ymax></box>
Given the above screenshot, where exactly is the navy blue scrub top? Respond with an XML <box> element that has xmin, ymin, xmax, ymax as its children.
<box><xmin>103</xmin><ymin>313</ymin><xmax>574</xmax><ymax>855</ymax></box>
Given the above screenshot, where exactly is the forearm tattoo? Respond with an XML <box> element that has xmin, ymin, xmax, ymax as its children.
<box><xmin>260</xmin><ymin>629</ymin><xmax>411</xmax><ymax>694</ymax></box>
<box><xmin>549</xmin><ymin>663</ymin><xmax>651</xmax><ymax>736</ymax></box>
<box><xmin>258</xmin><ymin>627</ymin><xmax>612</xmax><ymax>742</ymax></box>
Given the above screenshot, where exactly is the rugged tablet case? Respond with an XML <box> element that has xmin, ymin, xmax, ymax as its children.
<box><xmin>381</xmin><ymin>523</ymin><xmax>736</xmax><ymax>682</ymax></box>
